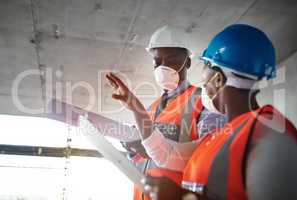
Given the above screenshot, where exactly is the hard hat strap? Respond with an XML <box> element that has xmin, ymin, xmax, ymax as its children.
<box><xmin>222</xmin><ymin>68</ymin><xmax>257</xmax><ymax>89</ymax></box>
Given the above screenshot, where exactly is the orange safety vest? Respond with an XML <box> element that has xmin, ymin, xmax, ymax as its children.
<box><xmin>182</xmin><ymin>105</ymin><xmax>297</xmax><ymax>200</ymax></box>
<box><xmin>134</xmin><ymin>85</ymin><xmax>203</xmax><ymax>200</ymax></box>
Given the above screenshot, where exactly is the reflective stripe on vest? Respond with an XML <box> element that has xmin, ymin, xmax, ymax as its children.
<box><xmin>133</xmin><ymin>86</ymin><xmax>203</xmax><ymax>200</ymax></box>
<box><xmin>141</xmin><ymin>87</ymin><xmax>202</xmax><ymax>174</ymax></box>
<box><xmin>181</xmin><ymin>120</ymin><xmax>248</xmax><ymax>197</ymax></box>
<box><xmin>182</xmin><ymin>105</ymin><xmax>297</xmax><ymax>200</ymax></box>
<box><xmin>206</xmin><ymin>120</ymin><xmax>249</xmax><ymax>199</ymax></box>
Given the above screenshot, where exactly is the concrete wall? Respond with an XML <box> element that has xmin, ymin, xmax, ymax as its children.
<box><xmin>257</xmin><ymin>52</ymin><xmax>297</xmax><ymax>126</ymax></box>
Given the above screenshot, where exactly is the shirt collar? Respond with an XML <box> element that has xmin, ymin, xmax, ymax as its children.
<box><xmin>164</xmin><ymin>80</ymin><xmax>191</xmax><ymax>99</ymax></box>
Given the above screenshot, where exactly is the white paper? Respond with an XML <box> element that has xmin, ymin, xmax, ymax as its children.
<box><xmin>46</xmin><ymin>99</ymin><xmax>140</xmax><ymax>142</ymax></box>
<box><xmin>79</xmin><ymin>115</ymin><xmax>145</xmax><ymax>191</ymax></box>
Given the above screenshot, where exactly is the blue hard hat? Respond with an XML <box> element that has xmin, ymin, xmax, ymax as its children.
<box><xmin>201</xmin><ymin>24</ymin><xmax>276</xmax><ymax>80</ymax></box>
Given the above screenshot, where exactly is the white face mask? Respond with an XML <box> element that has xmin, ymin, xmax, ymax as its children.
<box><xmin>154</xmin><ymin>65</ymin><xmax>180</xmax><ymax>91</ymax></box>
<box><xmin>153</xmin><ymin>57</ymin><xmax>188</xmax><ymax>91</ymax></box>
<box><xmin>201</xmin><ymin>86</ymin><xmax>223</xmax><ymax>115</ymax></box>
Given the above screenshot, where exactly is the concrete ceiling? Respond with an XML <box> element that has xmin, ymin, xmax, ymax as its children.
<box><xmin>0</xmin><ymin>0</ymin><xmax>297</xmax><ymax>121</ymax></box>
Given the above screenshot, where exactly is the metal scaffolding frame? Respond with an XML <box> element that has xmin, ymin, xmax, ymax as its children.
<box><xmin>0</xmin><ymin>144</ymin><xmax>102</xmax><ymax>158</ymax></box>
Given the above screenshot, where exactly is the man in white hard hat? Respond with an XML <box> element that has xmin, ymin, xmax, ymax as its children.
<box><xmin>107</xmin><ymin>25</ymin><xmax>227</xmax><ymax>200</ymax></box>
<box><xmin>46</xmin><ymin>25</ymin><xmax>226</xmax><ymax>200</ymax></box>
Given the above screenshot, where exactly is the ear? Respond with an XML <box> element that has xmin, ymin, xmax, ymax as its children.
<box><xmin>214</xmin><ymin>72</ymin><xmax>225</xmax><ymax>88</ymax></box>
<box><xmin>186</xmin><ymin>57</ymin><xmax>191</xmax><ymax>69</ymax></box>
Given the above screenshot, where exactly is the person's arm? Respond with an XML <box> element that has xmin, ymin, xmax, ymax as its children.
<box><xmin>106</xmin><ymin>73</ymin><xmax>204</xmax><ymax>170</ymax></box>
<box><xmin>141</xmin><ymin>109</ymin><xmax>227</xmax><ymax>172</ymax></box>
<box><xmin>246</xmin><ymin>122</ymin><xmax>297</xmax><ymax>200</ymax></box>
<box><xmin>142</xmin><ymin>128</ymin><xmax>199</xmax><ymax>171</ymax></box>
<box><xmin>106</xmin><ymin>73</ymin><xmax>153</xmax><ymax>140</ymax></box>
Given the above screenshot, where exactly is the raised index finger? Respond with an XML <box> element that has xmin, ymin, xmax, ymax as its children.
<box><xmin>109</xmin><ymin>72</ymin><xmax>128</xmax><ymax>90</ymax></box>
<box><xmin>106</xmin><ymin>73</ymin><xmax>118</xmax><ymax>89</ymax></box>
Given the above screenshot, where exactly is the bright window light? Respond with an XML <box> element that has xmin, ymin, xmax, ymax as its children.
<box><xmin>0</xmin><ymin>115</ymin><xmax>133</xmax><ymax>200</ymax></box>
<box><xmin>0</xmin><ymin>115</ymin><xmax>69</xmax><ymax>147</ymax></box>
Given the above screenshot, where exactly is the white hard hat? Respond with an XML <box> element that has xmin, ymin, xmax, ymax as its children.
<box><xmin>146</xmin><ymin>25</ymin><xmax>192</xmax><ymax>55</ymax></box>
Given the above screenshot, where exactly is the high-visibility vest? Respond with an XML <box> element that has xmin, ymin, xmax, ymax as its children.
<box><xmin>182</xmin><ymin>105</ymin><xmax>297</xmax><ymax>200</ymax></box>
<box><xmin>134</xmin><ymin>85</ymin><xmax>203</xmax><ymax>200</ymax></box>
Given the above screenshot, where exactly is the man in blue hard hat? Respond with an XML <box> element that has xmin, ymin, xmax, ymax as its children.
<box><xmin>139</xmin><ymin>24</ymin><xmax>297</xmax><ymax>200</ymax></box>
